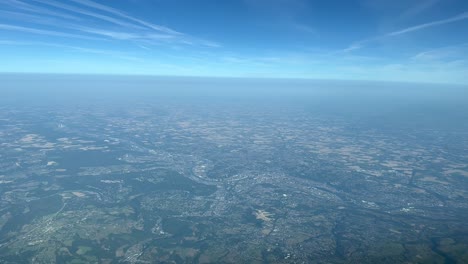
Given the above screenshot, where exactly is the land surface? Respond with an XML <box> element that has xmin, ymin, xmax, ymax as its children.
<box><xmin>0</xmin><ymin>77</ymin><xmax>467</xmax><ymax>263</ymax></box>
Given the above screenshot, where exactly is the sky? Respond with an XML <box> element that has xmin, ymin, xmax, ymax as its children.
<box><xmin>0</xmin><ymin>0</ymin><xmax>468</xmax><ymax>84</ymax></box>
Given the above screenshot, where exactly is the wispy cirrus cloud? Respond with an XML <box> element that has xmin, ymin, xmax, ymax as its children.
<box><xmin>398</xmin><ymin>0</ymin><xmax>441</xmax><ymax>21</ymax></box>
<box><xmin>2</xmin><ymin>0</ymin><xmax>82</xmax><ymax>20</ymax></box>
<box><xmin>31</xmin><ymin>0</ymin><xmax>146</xmax><ymax>30</ymax></box>
<box><xmin>0</xmin><ymin>39</ymin><xmax>143</xmax><ymax>61</ymax></box>
<box><xmin>69</xmin><ymin>0</ymin><xmax>181</xmax><ymax>35</ymax></box>
<box><xmin>0</xmin><ymin>0</ymin><xmax>219</xmax><ymax>48</ymax></box>
<box><xmin>343</xmin><ymin>11</ymin><xmax>468</xmax><ymax>52</ymax></box>
<box><xmin>411</xmin><ymin>43</ymin><xmax>468</xmax><ymax>61</ymax></box>
<box><xmin>386</xmin><ymin>12</ymin><xmax>468</xmax><ymax>36</ymax></box>
<box><xmin>74</xmin><ymin>27</ymin><xmax>175</xmax><ymax>41</ymax></box>
<box><xmin>0</xmin><ymin>24</ymin><xmax>103</xmax><ymax>40</ymax></box>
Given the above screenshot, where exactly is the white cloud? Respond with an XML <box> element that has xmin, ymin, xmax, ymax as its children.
<box><xmin>0</xmin><ymin>24</ymin><xmax>102</xmax><ymax>40</ymax></box>
<box><xmin>387</xmin><ymin>12</ymin><xmax>468</xmax><ymax>36</ymax></box>
<box><xmin>2</xmin><ymin>0</ymin><xmax>82</xmax><ymax>20</ymax></box>
<box><xmin>398</xmin><ymin>0</ymin><xmax>440</xmax><ymax>21</ymax></box>
<box><xmin>69</xmin><ymin>0</ymin><xmax>181</xmax><ymax>35</ymax></box>
<box><xmin>411</xmin><ymin>44</ymin><xmax>468</xmax><ymax>61</ymax></box>
<box><xmin>0</xmin><ymin>0</ymin><xmax>219</xmax><ymax>48</ymax></box>
<box><xmin>31</xmin><ymin>0</ymin><xmax>146</xmax><ymax>29</ymax></box>
<box><xmin>0</xmin><ymin>39</ymin><xmax>143</xmax><ymax>61</ymax></box>
<box><xmin>343</xmin><ymin>11</ymin><xmax>468</xmax><ymax>52</ymax></box>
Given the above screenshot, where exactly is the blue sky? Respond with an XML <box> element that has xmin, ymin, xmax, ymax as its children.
<box><xmin>1</xmin><ymin>0</ymin><xmax>468</xmax><ymax>84</ymax></box>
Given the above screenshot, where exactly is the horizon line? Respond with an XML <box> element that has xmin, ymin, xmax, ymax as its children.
<box><xmin>1</xmin><ymin>71</ymin><xmax>466</xmax><ymax>87</ymax></box>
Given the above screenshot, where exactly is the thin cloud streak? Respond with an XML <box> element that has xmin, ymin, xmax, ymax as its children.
<box><xmin>342</xmin><ymin>43</ymin><xmax>364</xmax><ymax>52</ymax></box>
<box><xmin>343</xmin><ymin>11</ymin><xmax>468</xmax><ymax>52</ymax></box>
<box><xmin>411</xmin><ymin>43</ymin><xmax>468</xmax><ymax>61</ymax></box>
<box><xmin>1</xmin><ymin>0</ymin><xmax>82</xmax><ymax>21</ymax></box>
<box><xmin>0</xmin><ymin>10</ymin><xmax>211</xmax><ymax>46</ymax></box>
<box><xmin>31</xmin><ymin>0</ymin><xmax>146</xmax><ymax>30</ymax></box>
<box><xmin>69</xmin><ymin>0</ymin><xmax>220</xmax><ymax>47</ymax></box>
<box><xmin>0</xmin><ymin>24</ymin><xmax>103</xmax><ymax>40</ymax></box>
<box><xmin>0</xmin><ymin>39</ymin><xmax>143</xmax><ymax>61</ymax></box>
<box><xmin>75</xmin><ymin>27</ymin><xmax>176</xmax><ymax>41</ymax></box>
<box><xmin>0</xmin><ymin>10</ymin><xmax>85</xmax><ymax>30</ymax></box>
<box><xmin>0</xmin><ymin>0</ymin><xmax>219</xmax><ymax>48</ymax></box>
<box><xmin>387</xmin><ymin>11</ymin><xmax>468</xmax><ymax>36</ymax></box>
<box><xmin>0</xmin><ymin>11</ymin><xmax>136</xmax><ymax>42</ymax></box>
<box><xmin>0</xmin><ymin>0</ymin><xmax>81</xmax><ymax>21</ymax></box>
<box><xmin>398</xmin><ymin>0</ymin><xmax>441</xmax><ymax>21</ymax></box>
<box><xmin>69</xmin><ymin>0</ymin><xmax>181</xmax><ymax>35</ymax></box>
